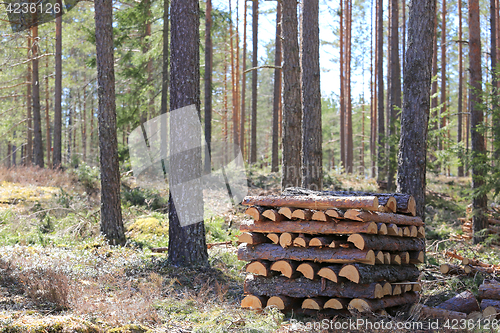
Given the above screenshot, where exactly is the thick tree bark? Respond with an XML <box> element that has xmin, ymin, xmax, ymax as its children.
<box><xmin>340</xmin><ymin>0</ymin><xmax>346</xmax><ymax>170</ymax></box>
<box><xmin>244</xmin><ymin>275</ymin><xmax>385</xmax><ymax>299</ymax></box>
<box><xmin>376</xmin><ymin>0</ymin><xmax>385</xmax><ymax>182</ymax></box>
<box><xmin>492</xmin><ymin>0</ymin><xmax>500</xmax><ymax>160</ymax></box>
<box><xmin>53</xmin><ymin>3</ymin><xmax>62</xmax><ymax>169</ymax></box>
<box><xmin>26</xmin><ymin>36</ymin><xmax>33</xmax><ymax>166</ymax></box>
<box><xmin>167</xmin><ymin>0</ymin><xmax>208</xmax><ymax>266</ymax></box>
<box><xmin>240</xmin><ymin>1</ymin><xmax>247</xmax><ymax>160</ymax></box>
<box><xmin>94</xmin><ymin>0</ymin><xmax>125</xmax><ymax>245</ymax></box>
<box><xmin>440</xmin><ymin>0</ymin><xmax>447</xmax><ymax>170</ymax></box>
<box><xmin>271</xmin><ymin>2</ymin><xmax>282</xmax><ymax>172</ymax></box>
<box><xmin>339</xmin><ymin>263</ymin><xmax>420</xmax><ymax>283</ymax></box>
<box><xmin>300</xmin><ymin>0</ymin><xmax>322</xmax><ymax>189</ymax></box>
<box><xmin>31</xmin><ymin>25</ymin><xmax>44</xmax><ymax>168</ymax></box>
<box><xmin>240</xmin><ymin>220</ymin><xmax>378</xmax><ymax>236</ymax></box>
<box><xmin>160</xmin><ymin>0</ymin><xmax>170</xmax><ymax>116</ymax></box>
<box><xmin>349</xmin><ymin>292</ymin><xmax>418</xmax><ymax>312</ymax></box>
<box><xmin>346</xmin><ymin>0</ymin><xmax>353</xmax><ymax>173</ymax></box>
<box><xmin>45</xmin><ymin>52</ymin><xmax>51</xmax><ymax>167</ymax></box>
<box><xmin>469</xmin><ymin>0</ymin><xmax>488</xmax><ymax>243</ymax></box>
<box><xmin>457</xmin><ymin>0</ymin><xmax>464</xmax><ymax>176</ymax></box>
<box><xmin>419</xmin><ymin>305</ymin><xmax>467</xmax><ymax>320</ymax></box>
<box><xmin>347</xmin><ymin>234</ymin><xmax>425</xmax><ymax>251</ymax></box>
<box><xmin>281</xmin><ymin>0</ymin><xmax>302</xmax><ymax>188</ymax></box>
<box><xmin>437</xmin><ymin>290</ymin><xmax>480</xmax><ymax>314</ymax></box>
<box><xmin>204</xmin><ymin>0</ymin><xmax>212</xmax><ymax>173</ymax></box>
<box><xmin>396</xmin><ymin>0</ymin><xmax>436</xmax><ymax>218</ymax></box>
<box><xmin>479</xmin><ymin>283</ymin><xmax>500</xmax><ymax>300</ymax></box>
<box><xmin>238</xmin><ymin>243</ymin><xmax>375</xmax><ymax>265</ymax></box>
<box><xmin>250</xmin><ymin>0</ymin><xmax>258</xmax><ymax>164</ymax></box>
<box><xmin>344</xmin><ymin>210</ymin><xmax>423</xmax><ymax>226</ymax></box>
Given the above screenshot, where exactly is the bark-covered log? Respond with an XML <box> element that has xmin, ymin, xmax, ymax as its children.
<box><xmin>242</xmin><ymin>195</ymin><xmax>379</xmax><ymax>211</ymax></box>
<box><xmin>297</xmin><ymin>262</ymin><xmax>321</xmax><ymax>280</ymax></box>
<box><xmin>241</xmin><ymin>295</ymin><xmax>268</xmax><ymax>309</ymax></box>
<box><xmin>267</xmin><ymin>233</ymin><xmax>279</xmax><ymax>244</ymax></box>
<box><xmin>390</xmin><ymin>254</ymin><xmax>402</xmax><ymax>265</ymax></box>
<box><xmin>479</xmin><ymin>283</ymin><xmax>500</xmax><ymax>300</ymax></box>
<box><xmin>262</xmin><ymin>209</ymin><xmax>284</xmax><ymax>222</ymax></box>
<box><xmin>239</xmin><ymin>232</ymin><xmax>270</xmax><ymax>245</ymax></box>
<box><xmin>481</xmin><ymin>299</ymin><xmax>500</xmax><ymax>312</ymax></box>
<box><xmin>436</xmin><ymin>290</ymin><xmax>480</xmax><ymax>314</ymax></box>
<box><xmin>240</xmin><ymin>220</ymin><xmax>378</xmax><ymax>235</ymax></box>
<box><xmin>245</xmin><ymin>206</ymin><xmax>265</xmax><ymax>221</ymax></box>
<box><xmin>267</xmin><ymin>295</ymin><xmax>299</xmax><ymax>310</ymax></box>
<box><xmin>246</xmin><ymin>260</ymin><xmax>272</xmax><ymax>276</ymax></box>
<box><xmin>347</xmin><ymin>234</ymin><xmax>426</xmax><ymax>251</ymax></box>
<box><xmin>375</xmin><ymin>251</ymin><xmax>385</xmax><ymax>264</ymax></box>
<box><xmin>409</xmin><ymin>251</ymin><xmax>424</xmax><ymax>264</ymax></box>
<box><xmin>281</xmin><ymin>188</ymin><xmax>416</xmax><ymax>215</ymax></box>
<box><xmin>311</xmin><ymin>211</ymin><xmax>331</xmax><ymax>222</ymax></box>
<box><xmin>398</xmin><ymin>252</ymin><xmax>410</xmax><ymax>264</ymax></box>
<box><xmin>462</xmin><ymin>257</ymin><xmax>492</xmax><ymax>268</ymax></box>
<box><xmin>292</xmin><ymin>209</ymin><xmax>314</xmax><ymax>220</ymax></box>
<box><xmin>418</xmin><ymin>305</ymin><xmax>467</xmax><ymax>320</ymax></box>
<box><xmin>278</xmin><ymin>207</ymin><xmax>295</xmax><ymax>219</ymax></box>
<box><xmin>440</xmin><ymin>264</ymin><xmax>466</xmax><ymax>275</ymax></box>
<box><xmin>238</xmin><ymin>243</ymin><xmax>376</xmax><ymax>264</ymax></box>
<box><xmin>463</xmin><ymin>265</ymin><xmax>495</xmax><ymax>274</ymax></box>
<box><xmin>326</xmin><ymin>208</ymin><xmax>345</xmax><ymax>218</ymax></box>
<box><xmin>324</xmin><ymin>298</ymin><xmax>350</xmax><ymax>310</ymax></box>
<box><xmin>270</xmin><ymin>260</ymin><xmax>299</xmax><ymax>278</ymax></box>
<box><xmin>317</xmin><ymin>265</ymin><xmax>343</xmax><ymax>282</ymax></box>
<box><xmin>483</xmin><ymin>306</ymin><xmax>497</xmax><ymax>319</ymax></box>
<box><xmin>302</xmin><ymin>297</ymin><xmax>328</xmax><ymax>310</ymax></box>
<box><xmin>244</xmin><ymin>275</ymin><xmax>385</xmax><ymax>299</ymax></box>
<box><xmin>338</xmin><ymin>263</ymin><xmax>420</xmax><ymax>283</ymax></box>
<box><xmin>309</xmin><ymin>236</ymin><xmax>333</xmax><ymax>247</ymax></box>
<box><xmin>349</xmin><ymin>292</ymin><xmax>418</xmax><ymax>312</ymax></box>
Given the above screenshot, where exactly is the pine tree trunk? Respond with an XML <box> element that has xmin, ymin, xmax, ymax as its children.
<box><xmin>160</xmin><ymin>0</ymin><xmax>170</xmax><ymax>117</ymax></box>
<box><xmin>469</xmin><ymin>0</ymin><xmax>488</xmax><ymax>243</ymax></box>
<box><xmin>457</xmin><ymin>0</ymin><xmax>464</xmax><ymax>176</ymax></box>
<box><xmin>229</xmin><ymin>1</ymin><xmax>238</xmax><ymax>152</ymax></box>
<box><xmin>26</xmin><ymin>35</ymin><xmax>33</xmax><ymax>166</ymax></box>
<box><xmin>371</xmin><ymin>0</ymin><xmax>377</xmax><ymax>178</ymax></box>
<box><xmin>346</xmin><ymin>0</ymin><xmax>353</xmax><ymax>174</ymax></box>
<box><xmin>94</xmin><ymin>0</ymin><xmax>125</xmax><ymax>245</ymax></box>
<box><xmin>167</xmin><ymin>0</ymin><xmax>208</xmax><ymax>266</ymax></box>
<box><xmin>397</xmin><ymin>0</ymin><xmax>436</xmax><ymax>218</ymax></box>
<box><xmin>281</xmin><ymin>0</ymin><xmax>302</xmax><ymax>188</ymax></box>
<box><xmin>492</xmin><ymin>0</ymin><xmax>500</xmax><ymax>160</ymax></box>
<box><xmin>440</xmin><ymin>0</ymin><xmax>447</xmax><ymax>173</ymax></box>
<box><xmin>67</xmin><ymin>94</ymin><xmax>72</xmax><ymax>163</ymax></box>
<box><xmin>204</xmin><ymin>0</ymin><xmax>212</xmax><ymax>173</ymax></box>
<box><xmin>240</xmin><ymin>1</ymin><xmax>247</xmax><ymax>161</ymax></box>
<box><xmin>82</xmin><ymin>86</ymin><xmax>87</xmax><ymax>163</ymax></box>
<box><xmin>340</xmin><ymin>1</ymin><xmax>346</xmax><ymax>170</ymax></box>
<box><xmin>250</xmin><ymin>0</ymin><xmax>258</xmax><ymax>164</ymax></box>
<box><xmin>376</xmin><ymin>0</ymin><xmax>385</xmax><ymax>182</ymax></box>
<box><xmin>45</xmin><ymin>50</ymin><xmax>51</xmax><ymax>168</ymax></box>
<box><xmin>53</xmin><ymin>1</ymin><xmax>62</xmax><ymax>169</ymax></box>
<box><xmin>31</xmin><ymin>24</ymin><xmax>44</xmax><ymax>168</ymax></box>
<box><xmin>387</xmin><ymin>0</ymin><xmax>401</xmax><ymax>191</ymax></box>
<box><xmin>301</xmin><ymin>0</ymin><xmax>322</xmax><ymax>190</ymax></box>
<box><xmin>271</xmin><ymin>2</ymin><xmax>282</xmax><ymax>173</ymax></box>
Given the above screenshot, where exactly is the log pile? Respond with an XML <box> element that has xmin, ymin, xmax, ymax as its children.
<box><xmin>238</xmin><ymin>189</ymin><xmax>424</xmax><ymax>315</ymax></box>
<box><xmin>442</xmin><ymin>251</ymin><xmax>500</xmax><ymax>276</ymax></box>
<box><xmin>457</xmin><ymin>207</ymin><xmax>500</xmax><ymax>241</ymax></box>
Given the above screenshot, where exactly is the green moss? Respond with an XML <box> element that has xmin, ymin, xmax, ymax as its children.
<box><xmin>107</xmin><ymin>324</ymin><xmax>150</xmax><ymax>333</ymax></box>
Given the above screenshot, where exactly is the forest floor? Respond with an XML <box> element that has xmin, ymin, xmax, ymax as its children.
<box><xmin>0</xmin><ymin>165</ymin><xmax>497</xmax><ymax>332</ymax></box>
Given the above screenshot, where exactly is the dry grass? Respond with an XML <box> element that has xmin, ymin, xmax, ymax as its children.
<box><xmin>0</xmin><ymin>166</ymin><xmax>76</xmax><ymax>188</ymax></box>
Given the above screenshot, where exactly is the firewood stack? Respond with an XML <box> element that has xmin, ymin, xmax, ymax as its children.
<box><xmin>457</xmin><ymin>206</ymin><xmax>500</xmax><ymax>241</ymax></box>
<box><xmin>442</xmin><ymin>251</ymin><xmax>500</xmax><ymax>275</ymax></box>
<box><xmin>479</xmin><ymin>280</ymin><xmax>500</xmax><ymax>317</ymax></box>
<box><xmin>238</xmin><ymin>188</ymin><xmax>425</xmax><ymax>315</ymax></box>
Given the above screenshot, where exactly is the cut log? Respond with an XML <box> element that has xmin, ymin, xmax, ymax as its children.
<box><xmin>338</xmin><ymin>263</ymin><xmax>420</xmax><ymax>284</ymax></box>
<box><xmin>392</xmin><ymin>284</ymin><xmax>402</xmax><ymax>295</ymax></box>
<box><xmin>245</xmin><ymin>206</ymin><xmax>265</xmax><ymax>221</ymax></box>
<box><xmin>418</xmin><ymin>305</ymin><xmax>467</xmax><ymax>320</ymax></box>
<box><xmin>409</xmin><ymin>251</ymin><xmax>425</xmax><ymax>264</ymax></box>
<box><xmin>267</xmin><ymin>296</ymin><xmax>298</xmax><ymax>310</ymax></box>
<box><xmin>385</xmin><ymin>196</ymin><xmax>397</xmax><ymax>213</ymax></box>
<box><xmin>281</xmin><ymin>188</ymin><xmax>416</xmax><ymax>216</ymax></box>
<box><xmin>279</xmin><ymin>232</ymin><xmax>297</xmax><ymax>248</ymax></box>
<box><xmin>325</xmin><ymin>208</ymin><xmax>344</xmax><ymax>219</ymax></box>
<box><xmin>241</xmin><ymin>295</ymin><xmax>268</xmax><ymax>310</ymax></box>
<box><xmin>309</xmin><ymin>236</ymin><xmax>333</xmax><ymax>247</ymax></box>
<box><xmin>409</xmin><ymin>226</ymin><xmax>418</xmax><ymax>238</ymax></box>
<box><xmin>384</xmin><ymin>252</ymin><xmax>391</xmax><ymax>265</ymax></box>
<box><xmin>270</xmin><ymin>260</ymin><xmax>299</xmax><ymax>278</ymax></box>
<box><xmin>403</xmin><ymin>227</ymin><xmax>411</xmax><ymax>237</ymax></box>
<box><xmin>374</xmin><ymin>251</ymin><xmax>385</xmax><ymax>264</ymax></box>
<box><xmin>297</xmin><ymin>262</ymin><xmax>321</xmax><ymax>280</ymax></box>
<box><xmin>481</xmin><ymin>299</ymin><xmax>500</xmax><ymax>312</ymax></box>
<box><xmin>348</xmin><ymin>292</ymin><xmax>418</xmax><ymax>313</ymax></box>
<box><xmin>467</xmin><ymin>311</ymin><xmax>482</xmax><ymax>320</ymax></box>
<box><xmin>246</xmin><ymin>260</ymin><xmax>271</xmax><ymax>277</ymax></box>
<box><xmin>417</xmin><ymin>226</ymin><xmax>425</xmax><ymax>238</ymax></box>
<box><xmin>383</xmin><ymin>282</ymin><xmax>392</xmax><ymax>296</ymax></box>
<box><xmin>324</xmin><ymin>298</ymin><xmax>350</xmax><ymax>310</ymax></box>
<box><xmin>398</xmin><ymin>252</ymin><xmax>410</xmax><ymax>264</ymax></box>
<box><xmin>292</xmin><ymin>234</ymin><xmax>311</xmax><ymax>248</ymax></box>
<box><xmin>387</xmin><ymin>224</ymin><xmax>399</xmax><ymax>236</ymax></box>
<box><xmin>436</xmin><ymin>290</ymin><xmax>480</xmax><ymax>314</ymax></box>
<box><xmin>347</xmin><ymin>234</ymin><xmax>426</xmax><ymax>251</ymax></box>
<box><xmin>483</xmin><ymin>306</ymin><xmax>498</xmax><ymax>319</ymax></box>
<box><xmin>267</xmin><ymin>233</ymin><xmax>279</xmax><ymax>244</ymax></box>
<box><xmin>238</xmin><ymin>243</ymin><xmax>376</xmax><ymax>265</ymax></box>
<box><xmin>462</xmin><ymin>257</ymin><xmax>492</xmax><ymax>268</ymax></box>
<box><xmin>404</xmin><ymin>283</ymin><xmax>413</xmax><ymax>293</ymax></box>
<box><xmin>378</xmin><ymin>205</ymin><xmax>391</xmax><ymax>213</ymax></box>
<box><xmin>311</xmin><ymin>211</ymin><xmax>331</xmax><ymax>222</ymax></box>
<box><xmin>278</xmin><ymin>207</ymin><xmax>295</xmax><ymax>219</ymax></box>
<box><xmin>479</xmin><ymin>283</ymin><xmax>500</xmax><ymax>300</ymax></box>
<box><xmin>242</xmin><ymin>195</ymin><xmax>379</xmax><ymax>211</ymax></box>
<box><xmin>292</xmin><ymin>209</ymin><xmax>314</xmax><ymax>220</ymax></box>
<box><xmin>413</xmin><ymin>283</ymin><xmax>422</xmax><ymax>292</ymax></box>
<box><xmin>244</xmin><ymin>275</ymin><xmax>385</xmax><ymax>299</ymax></box>
<box><xmin>317</xmin><ymin>265</ymin><xmax>342</xmax><ymax>282</ymax></box>
<box><xmin>240</xmin><ymin>220</ymin><xmax>378</xmax><ymax>235</ymax></box>
<box><xmin>390</xmin><ymin>254</ymin><xmax>402</xmax><ymax>265</ymax></box>
<box><xmin>344</xmin><ymin>209</ymin><xmax>424</xmax><ymax>226</ymax></box>
<box><xmin>239</xmin><ymin>232</ymin><xmax>270</xmax><ymax>245</ymax></box>
<box><xmin>329</xmin><ymin>240</ymin><xmax>351</xmax><ymax>249</ymax></box>
<box><xmin>440</xmin><ymin>264</ymin><xmax>466</xmax><ymax>275</ymax></box>
<box><xmin>398</xmin><ymin>228</ymin><xmax>403</xmax><ymax>237</ymax></box>
<box><xmin>302</xmin><ymin>297</ymin><xmax>327</xmax><ymax>310</ymax></box>
<box><xmin>262</xmin><ymin>209</ymin><xmax>284</xmax><ymax>222</ymax></box>
<box><xmin>464</xmin><ymin>265</ymin><xmax>496</xmax><ymax>274</ymax></box>
<box><xmin>377</xmin><ymin>223</ymin><xmax>388</xmax><ymax>235</ymax></box>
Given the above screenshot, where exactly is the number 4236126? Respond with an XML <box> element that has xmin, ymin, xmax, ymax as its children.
<box><xmin>5</xmin><ymin>2</ymin><xmax>61</xmax><ymax>14</ymax></box>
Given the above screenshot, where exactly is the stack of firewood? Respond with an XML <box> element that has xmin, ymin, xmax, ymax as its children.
<box><xmin>442</xmin><ymin>251</ymin><xmax>500</xmax><ymax>275</ymax></box>
<box><xmin>479</xmin><ymin>280</ymin><xmax>500</xmax><ymax>316</ymax></box>
<box><xmin>457</xmin><ymin>207</ymin><xmax>500</xmax><ymax>241</ymax></box>
<box><xmin>237</xmin><ymin>188</ymin><xmax>425</xmax><ymax>315</ymax></box>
